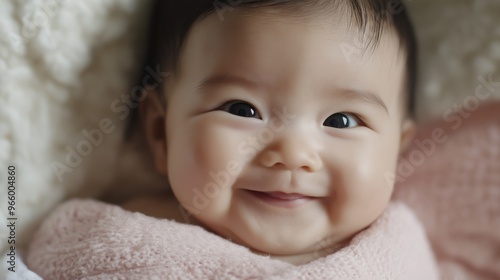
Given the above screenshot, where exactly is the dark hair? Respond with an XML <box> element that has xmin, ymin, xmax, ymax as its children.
<box><xmin>126</xmin><ymin>0</ymin><xmax>417</xmax><ymax>137</ymax></box>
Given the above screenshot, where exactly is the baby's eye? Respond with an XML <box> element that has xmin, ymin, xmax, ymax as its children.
<box><xmin>323</xmin><ymin>113</ymin><xmax>359</xmax><ymax>128</ymax></box>
<box><xmin>219</xmin><ymin>101</ymin><xmax>261</xmax><ymax>119</ymax></box>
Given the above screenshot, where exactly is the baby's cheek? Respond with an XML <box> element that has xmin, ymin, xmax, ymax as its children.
<box><xmin>169</xmin><ymin>122</ymin><xmax>249</xmax><ymax>213</ymax></box>
<box><xmin>330</xmin><ymin>144</ymin><xmax>396</xmax><ymax>224</ymax></box>
<box><xmin>191</xmin><ymin>126</ymin><xmax>248</xmax><ymax>185</ymax></box>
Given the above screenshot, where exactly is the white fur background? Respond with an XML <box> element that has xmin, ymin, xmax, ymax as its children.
<box><xmin>0</xmin><ymin>0</ymin><xmax>499</xmax><ymax>258</ymax></box>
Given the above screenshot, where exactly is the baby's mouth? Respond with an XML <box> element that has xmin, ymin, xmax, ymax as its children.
<box><xmin>245</xmin><ymin>190</ymin><xmax>315</xmax><ymax>208</ymax></box>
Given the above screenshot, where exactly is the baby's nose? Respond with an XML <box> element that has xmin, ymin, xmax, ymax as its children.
<box><xmin>257</xmin><ymin>125</ymin><xmax>322</xmax><ymax>172</ymax></box>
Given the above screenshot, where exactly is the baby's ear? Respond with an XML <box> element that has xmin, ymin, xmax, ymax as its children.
<box><xmin>399</xmin><ymin>119</ymin><xmax>416</xmax><ymax>153</ymax></box>
<box><xmin>140</xmin><ymin>90</ymin><xmax>168</xmax><ymax>175</ymax></box>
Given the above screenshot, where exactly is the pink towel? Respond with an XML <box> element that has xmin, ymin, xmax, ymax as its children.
<box><xmin>393</xmin><ymin>101</ymin><xmax>500</xmax><ymax>280</ymax></box>
<box><xmin>26</xmin><ymin>199</ymin><xmax>438</xmax><ymax>279</ymax></box>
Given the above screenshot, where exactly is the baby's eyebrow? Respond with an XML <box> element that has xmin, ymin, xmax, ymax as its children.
<box><xmin>196</xmin><ymin>75</ymin><xmax>260</xmax><ymax>93</ymax></box>
<box><xmin>337</xmin><ymin>89</ymin><xmax>389</xmax><ymax>116</ymax></box>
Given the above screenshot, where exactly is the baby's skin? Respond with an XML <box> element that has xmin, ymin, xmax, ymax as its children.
<box><xmin>125</xmin><ymin>8</ymin><xmax>415</xmax><ymax>265</ymax></box>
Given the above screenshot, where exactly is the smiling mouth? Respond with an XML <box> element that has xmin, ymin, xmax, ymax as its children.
<box><xmin>245</xmin><ymin>190</ymin><xmax>315</xmax><ymax>208</ymax></box>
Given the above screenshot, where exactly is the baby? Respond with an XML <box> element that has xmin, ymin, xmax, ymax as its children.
<box><xmin>124</xmin><ymin>0</ymin><xmax>417</xmax><ymax>265</ymax></box>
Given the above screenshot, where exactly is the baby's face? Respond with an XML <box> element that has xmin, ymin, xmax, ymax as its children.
<box><xmin>156</xmin><ymin>11</ymin><xmax>410</xmax><ymax>259</ymax></box>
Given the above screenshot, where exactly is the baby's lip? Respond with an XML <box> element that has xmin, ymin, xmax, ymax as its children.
<box><xmin>244</xmin><ymin>189</ymin><xmax>321</xmax><ymax>199</ymax></box>
<box><xmin>260</xmin><ymin>191</ymin><xmax>311</xmax><ymax>200</ymax></box>
<box><xmin>244</xmin><ymin>190</ymin><xmax>317</xmax><ymax>208</ymax></box>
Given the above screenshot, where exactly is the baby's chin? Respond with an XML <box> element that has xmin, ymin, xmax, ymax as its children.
<box><xmin>188</xmin><ymin>213</ymin><xmax>373</xmax><ymax>266</ymax></box>
<box><xmin>224</xmin><ymin>230</ymin><xmax>354</xmax><ymax>265</ymax></box>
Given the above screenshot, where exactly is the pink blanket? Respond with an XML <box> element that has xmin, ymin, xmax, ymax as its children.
<box><xmin>26</xmin><ymin>200</ymin><xmax>437</xmax><ymax>279</ymax></box>
<box><xmin>393</xmin><ymin>102</ymin><xmax>500</xmax><ymax>279</ymax></box>
<box><xmin>27</xmin><ymin>102</ymin><xmax>500</xmax><ymax>279</ymax></box>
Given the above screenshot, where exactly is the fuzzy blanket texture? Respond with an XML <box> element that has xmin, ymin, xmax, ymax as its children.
<box><xmin>0</xmin><ymin>0</ymin><xmax>499</xmax><ymax>278</ymax></box>
<box><xmin>25</xmin><ymin>200</ymin><xmax>438</xmax><ymax>280</ymax></box>
<box><xmin>393</xmin><ymin>102</ymin><xmax>500</xmax><ymax>280</ymax></box>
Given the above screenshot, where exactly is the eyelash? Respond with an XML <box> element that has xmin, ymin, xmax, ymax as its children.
<box><xmin>216</xmin><ymin>100</ymin><xmax>364</xmax><ymax>129</ymax></box>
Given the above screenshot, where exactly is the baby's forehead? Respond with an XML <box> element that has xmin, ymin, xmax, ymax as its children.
<box><xmin>229</xmin><ymin>4</ymin><xmax>402</xmax><ymax>46</ymax></box>
<box><xmin>204</xmin><ymin>5</ymin><xmax>406</xmax><ymax>61</ymax></box>
<box><xmin>191</xmin><ymin>10</ymin><xmax>406</xmax><ymax>69</ymax></box>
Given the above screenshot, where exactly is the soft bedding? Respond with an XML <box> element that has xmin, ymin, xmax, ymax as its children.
<box><xmin>26</xmin><ymin>200</ymin><xmax>438</xmax><ymax>279</ymax></box>
<box><xmin>393</xmin><ymin>102</ymin><xmax>500</xmax><ymax>280</ymax></box>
